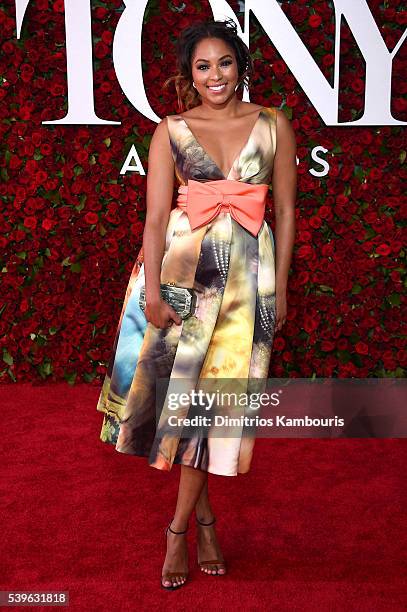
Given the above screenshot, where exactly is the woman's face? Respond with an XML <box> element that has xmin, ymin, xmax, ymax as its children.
<box><xmin>190</xmin><ymin>37</ymin><xmax>240</xmax><ymax>103</ymax></box>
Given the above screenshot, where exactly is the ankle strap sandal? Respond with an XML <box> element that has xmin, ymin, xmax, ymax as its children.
<box><xmin>161</xmin><ymin>518</ymin><xmax>189</xmax><ymax>591</ymax></box>
<box><xmin>164</xmin><ymin>519</ymin><xmax>188</xmax><ymax>536</ymax></box>
<box><xmin>196</xmin><ymin>516</ymin><xmax>227</xmax><ymax>575</ymax></box>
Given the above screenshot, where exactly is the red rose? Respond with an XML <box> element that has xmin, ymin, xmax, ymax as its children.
<box><xmin>303</xmin><ymin>314</ymin><xmax>320</xmax><ymax>334</ymax></box>
<box><xmin>24</xmin><ymin>216</ymin><xmax>37</xmax><ymax>230</ymax></box>
<box><xmin>20</xmin><ymin>299</ymin><xmax>29</xmax><ymax>313</ymax></box>
<box><xmin>273</xmin><ymin>337</ymin><xmax>286</xmax><ymax>351</ymax></box>
<box><xmin>109</xmin><ymin>184</ymin><xmax>121</xmax><ymax>198</ymax></box>
<box><xmin>271</xmin><ymin>60</ymin><xmax>286</xmax><ymax>77</ymax></box>
<box><xmin>100</xmin><ymin>82</ymin><xmax>112</xmax><ymax>94</ymax></box>
<box><xmin>297</xmin><ymin>244</ymin><xmax>313</xmax><ymax>259</ymax></box>
<box><xmin>297</xmin><ymin>271</ymin><xmax>310</xmax><ymax>285</ymax></box>
<box><xmin>299</xmin><ymin>115</ymin><xmax>313</xmax><ymax>130</ymax></box>
<box><xmin>42</xmin><ymin>219</ymin><xmax>55</xmax><ymax>231</ymax></box>
<box><xmin>105</xmin><ymin>238</ymin><xmax>119</xmax><ymax>255</ymax></box>
<box><xmin>355</xmin><ymin>342</ymin><xmax>369</xmax><ymax>355</ymax></box>
<box><xmin>318</xmin><ymin>205</ymin><xmax>331</xmax><ymax>219</ymax></box>
<box><xmin>40</xmin><ymin>143</ymin><xmax>52</xmax><ymax>155</ymax></box>
<box><xmin>322</xmin><ymin>54</ymin><xmax>334</xmax><ymax>67</ymax></box>
<box><xmin>50</xmin><ymin>83</ymin><xmax>65</xmax><ymax>96</ymax></box>
<box><xmin>95</xmin><ymin>41</ymin><xmax>109</xmax><ymax>59</ymax></box>
<box><xmin>309</xmin><ymin>14</ymin><xmax>322</xmax><ymax>28</ymax></box>
<box><xmin>76</xmin><ymin>150</ymin><xmax>88</xmax><ymax>164</ymax></box>
<box><xmin>95</xmin><ymin>7</ymin><xmax>109</xmax><ymax>19</ymax></box>
<box><xmin>286</xmin><ymin>93</ymin><xmax>299</xmax><ymax>108</ymax></box>
<box><xmin>369</xmin><ymin>168</ymin><xmax>383</xmax><ymax>181</ymax></box>
<box><xmin>376</xmin><ymin>244</ymin><xmax>391</xmax><ymax>256</ymax></box>
<box><xmin>257</xmin><ymin>44</ymin><xmax>272</xmax><ymax>61</ymax></box>
<box><xmin>84</xmin><ymin>212</ymin><xmax>98</xmax><ymax>225</ymax></box>
<box><xmin>130</xmin><ymin>221</ymin><xmax>144</xmax><ymax>237</ymax></box>
<box><xmin>9</xmin><ymin>155</ymin><xmax>22</xmax><ymax>170</ymax></box>
<box><xmin>351</xmin><ymin>79</ymin><xmax>364</xmax><ymax>94</ymax></box>
<box><xmin>101</xmin><ymin>31</ymin><xmax>113</xmax><ymax>45</ymax></box>
<box><xmin>53</xmin><ymin>1</ymin><xmax>64</xmax><ymax>13</ymax></box>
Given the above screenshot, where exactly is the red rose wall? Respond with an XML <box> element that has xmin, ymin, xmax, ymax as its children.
<box><xmin>0</xmin><ymin>0</ymin><xmax>406</xmax><ymax>384</ymax></box>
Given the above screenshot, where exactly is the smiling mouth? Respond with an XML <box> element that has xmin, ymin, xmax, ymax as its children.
<box><xmin>207</xmin><ymin>83</ymin><xmax>227</xmax><ymax>91</ymax></box>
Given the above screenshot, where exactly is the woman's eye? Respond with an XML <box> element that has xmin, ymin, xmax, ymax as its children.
<box><xmin>197</xmin><ymin>60</ymin><xmax>232</xmax><ymax>70</ymax></box>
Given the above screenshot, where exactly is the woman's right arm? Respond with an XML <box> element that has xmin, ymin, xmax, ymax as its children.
<box><xmin>142</xmin><ymin>117</ymin><xmax>182</xmax><ymax>329</ymax></box>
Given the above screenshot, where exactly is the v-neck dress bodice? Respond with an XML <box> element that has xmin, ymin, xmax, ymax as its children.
<box><xmin>96</xmin><ymin>106</ymin><xmax>278</xmax><ymax>477</ymax></box>
<box><xmin>167</xmin><ymin>106</ymin><xmax>277</xmax><ymax>184</ymax></box>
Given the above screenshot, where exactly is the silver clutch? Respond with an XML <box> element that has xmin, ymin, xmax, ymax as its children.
<box><xmin>139</xmin><ymin>282</ymin><xmax>197</xmax><ymax>320</ymax></box>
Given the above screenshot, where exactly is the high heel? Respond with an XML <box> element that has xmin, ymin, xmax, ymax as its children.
<box><xmin>196</xmin><ymin>516</ymin><xmax>226</xmax><ymax>576</ymax></box>
<box><xmin>161</xmin><ymin>518</ymin><xmax>189</xmax><ymax>590</ymax></box>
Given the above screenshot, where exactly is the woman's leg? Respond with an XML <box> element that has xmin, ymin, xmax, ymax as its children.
<box><xmin>171</xmin><ymin>465</ymin><xmax>208</xmax><ymax>530</ymax></box>
<box><xmin>162</xmin><ymin>465</ymin><xmax>207</xmax><ymax>587</ymax></box>
<box><xmin>195</xmin><ymin>476</ymin><xmax>226</xmax><ymax>575</ymax></box>
<box><xmin>195</xmin><ymin>477</ymin><xmax>212</xmax><ymax>521</ymax></box>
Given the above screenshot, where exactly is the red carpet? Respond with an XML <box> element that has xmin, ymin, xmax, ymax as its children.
<box><xmin>1</xmin><ymin>383</ymin><xmax>406</xmax><ymax>610</ymax></box>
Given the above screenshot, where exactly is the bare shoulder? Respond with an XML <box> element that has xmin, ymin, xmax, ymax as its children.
<box><xmin>147</xmin><ymin>117</ymin><xmax>174</xmax><ymax>169</ymax></box>
<box><xmin>275</xmin><ymin>109</ymin><xmax>296</xmax><ymax>148</ymax></box>
<box><xmin>275</xmin><ymin>108</ymin><xmax>295</xmax><ymax>132</ymax></box>
<box><xmin>151</xmin><ymin>116</ymin><xmax>169</xmax><ymax>138</ymax></box>
<box><xmin>149</xmin><ymin>117</ymin><xmax>172</xmax><ymax>149</ymax></box>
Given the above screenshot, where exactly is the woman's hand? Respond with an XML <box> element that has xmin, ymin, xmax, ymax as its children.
<box><xmin>144</xmin><ymin>297</ymin><xmax>182</xmax><ymax>329</ymax></box>
<box><xmin>275</xmin><ymin>290</ymin><xmax>287</xmax><ymax>332</ymax></box>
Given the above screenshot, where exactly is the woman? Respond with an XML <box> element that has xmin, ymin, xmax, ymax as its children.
<box><xmin>96</xmin><ymin>18</ymin><xmax>297</xmax><ymax>590</ymax></box>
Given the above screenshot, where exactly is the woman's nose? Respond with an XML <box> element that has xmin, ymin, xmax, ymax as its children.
<box><xmin>209</xmin><ymin>67</ymin><xmax>222</xmax><ymax>80</ymax></box>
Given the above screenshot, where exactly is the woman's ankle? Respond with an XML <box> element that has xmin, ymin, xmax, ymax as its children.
<box><xmin>195</xmin><ymin>509</ymin><xmax>215</xmax><ymax>524</ymax></box>
<box><xmin>169</xmin><ymin>517</ymin><xmax>189</xmax><ymax>533</ymax></box>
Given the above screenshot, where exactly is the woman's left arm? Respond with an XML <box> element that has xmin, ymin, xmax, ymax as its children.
<box><xmin>271</xmin><ymin>109</ymin><xmax>297</xmax><ymax>332</ymax></box>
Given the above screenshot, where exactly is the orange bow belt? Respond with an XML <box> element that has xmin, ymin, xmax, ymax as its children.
<box><xmin>176</xmin><ymin>179</ymin><xmax>269</xmax><ymax>237</ymax></box>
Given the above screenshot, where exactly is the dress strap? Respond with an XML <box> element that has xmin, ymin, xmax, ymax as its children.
<box><xmin>165</xmin><ymin>114</ymin><xmax>182</xmax><ymax>146</ymax></box>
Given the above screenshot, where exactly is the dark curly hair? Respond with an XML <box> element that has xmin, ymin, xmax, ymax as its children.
<box><xmin>163</xmin><ymin>18</ymin><xmax>254</xmax><ymax>112</ymax></box>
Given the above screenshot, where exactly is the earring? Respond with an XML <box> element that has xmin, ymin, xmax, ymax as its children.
<box><xmin>192</xmin><ymin>81</ymin><xmax>196</xmax><ymax>89</ymax></box>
